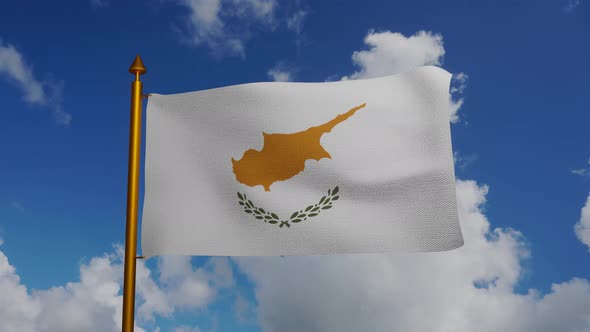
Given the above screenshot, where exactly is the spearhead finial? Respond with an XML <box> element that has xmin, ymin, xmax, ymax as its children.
<box><xmin>129</xmin><ymin>55</ymin><xmax>146</xmax><ymax>75</ymax></box>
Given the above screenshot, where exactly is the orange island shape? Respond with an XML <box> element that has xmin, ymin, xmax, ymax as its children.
<box><xmin>231</xmin><ymin>103</ymin><xmax>366</xmax><ymax>191</ymax></box>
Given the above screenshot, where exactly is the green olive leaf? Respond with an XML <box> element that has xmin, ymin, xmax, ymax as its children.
<box><xmin>237</xmin><ymin>186</ymin><xmax>340</xmax><ymax>227</ymax></box>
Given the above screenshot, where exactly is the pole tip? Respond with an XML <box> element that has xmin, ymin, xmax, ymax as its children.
<box><xmin>129</xmin><ymin>55</ymin><xmax>146</xmax><ymax>75</ymax></box>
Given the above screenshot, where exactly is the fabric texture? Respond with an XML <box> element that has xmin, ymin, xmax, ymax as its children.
<box><xmin>141</xmin><ymin>66</ymin><xmax>463</xmax><ymax>257</ymax></box>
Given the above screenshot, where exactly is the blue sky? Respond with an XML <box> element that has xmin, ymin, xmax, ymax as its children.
<box><xmin>1</xmin><ymin>0</ymin><xmax>589</xmax><ymax>331</ymax></box>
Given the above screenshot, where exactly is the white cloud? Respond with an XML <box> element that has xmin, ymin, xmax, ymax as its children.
<box><xmin>267</xmin><ymin>68</ymin><xmax>292</xmax><ymax>82</ymax></box>
<box><xmin>136</xmin><ymin>256</ymin><xmax>173</xmax><ymax>322</ymax></box>
<box><xmin>341</xmin><ymin>30</ymin><xmax>466</xmax><ymax>123</ymax></box>
<box><xmin>149</xmin><ymin>255</ymin><xmax>236</xmax><ymax>316</ymax></box>
<box><xmin>449</xmin><ymin>72</ymin><xmax>468</xmax><ymax>123</ymax></box>
<box><xmin>90</xmin><ymin>0</ymin><xmax>108</xmax><ymax>8</ymax></box>
<box><xmin>572</xmin><ymin>168</ymin><xmax>590</xmax><ymax>176</ymax></box>
<box><xmin>287</xmin><ymin>10</ymin><xmax>307</xmax><ymax>34</ymax></box>
<box><xmin>0</xmin><ymin>241</ymin><xmax>234</xmax><ymax>332</ymax></box>
<box><xmin>0</xmin><ymin>244</ymin><xmax>143</xmax><ymax>332</ymax></box>
<box><xmin>0</xmin><ymin>249</ymin><xmax>42</xmax><ymax>332</ymax></box>
<box><xmin>453</xmin><ymin>151</ymin><xmax>478</xmax><ymax>170</ymax></box>
<box><xmin>0</xmin><ymin>41</ymin><xmax>44</xmax><ymax>104</ymax></box>
<box><xmin>234</xmin><ymin>294</ymin><xmax>256</xmax><ymax>323</ymax></box>
<box><xmin>10</xmin><ymin>201</ymin><xmax>24</xmax><ymax>212</ymax></box>
<box><xmin>231</xmin><ymin>0</ymin><xmax>275</xmax><ymax>21</ymax></box>
<box><xmin>571</xmin><ymin>157</ymin><xmax>590</xmax><ymax>177</ymax></box>
<box><xmin>267</xmin><ymin>61</ymin><xmax>296</xmax><ymax>82</ymax></box>
<box><xmin>0</xmin><ymin>39</ymin><xmax>71</xmax><ymax>126</ymax></box>
<box><xmin>174</xmin><ymin>326</ymin><xmax>201</xmax><ymax>332</ymax></box>
<box><xmin>156</xmin><ymin>256</ymin><xmax>216</xmax><ymax>311</ymax></box>
<box><xmin>342</xmin><ymin>30</ymin><xmax>445</xmax><ymax>80</ymax></box>
<box><xmin>208</xmin><ymin>256</ymin><xmax>235</xmax><ymax>288</ymax></box>
<box><xmin>575</xmin><ymin>194</ymin><xmax>590</xmax><ymax>251</ymax></box>
<box><xmin>235</xmin><ymin>179</ymin><xmax>590</xmax><ymax>332</ymax></box>
<box><xmin>451</xmin><ymin>72</ymin><xmax>468</xmax><ymax>94</ymax></box>
<box><xmin>565</xmin><ymin>0</ymin><xmax>582</xmax><ymax>12</ymax></box>
<box><xmin>176</xmin><ymin>0</ymin><xmax>277</xmax><ymax>58</ymax></box>
<box><xmin>286</xmin><ymin>9</ymin><xmax>308</xmax><ymax>48</ymax></box>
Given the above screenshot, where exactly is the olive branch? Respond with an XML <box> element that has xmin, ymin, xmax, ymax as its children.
<box><xmin>237</xmin><ymin>186</ymin><xmax>340</xmax><ymax>228</ymax></box>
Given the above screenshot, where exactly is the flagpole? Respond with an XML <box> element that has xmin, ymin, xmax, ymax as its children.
<box><xmin>122</xmin><ymin>55</ymin><xmax>146</xmax><ymax>332</ymax></box>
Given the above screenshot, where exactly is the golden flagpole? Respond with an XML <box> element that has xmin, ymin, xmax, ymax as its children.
<box><xmin>122</xmin><ymin>55</ymin><xmax>146</xmax><ymax>332</ymax></box>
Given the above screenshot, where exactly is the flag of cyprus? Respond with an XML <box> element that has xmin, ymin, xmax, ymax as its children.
<box><xmin>141</xmin><ymin>66</ymin><xmax>463</xmax><ymax>257</ymax></box>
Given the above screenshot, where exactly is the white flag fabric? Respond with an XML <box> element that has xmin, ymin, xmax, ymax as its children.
<box><xmin>141</xmin><ymin>66</ymin><xmax>463</xmax><ymax>257</ymax></box>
